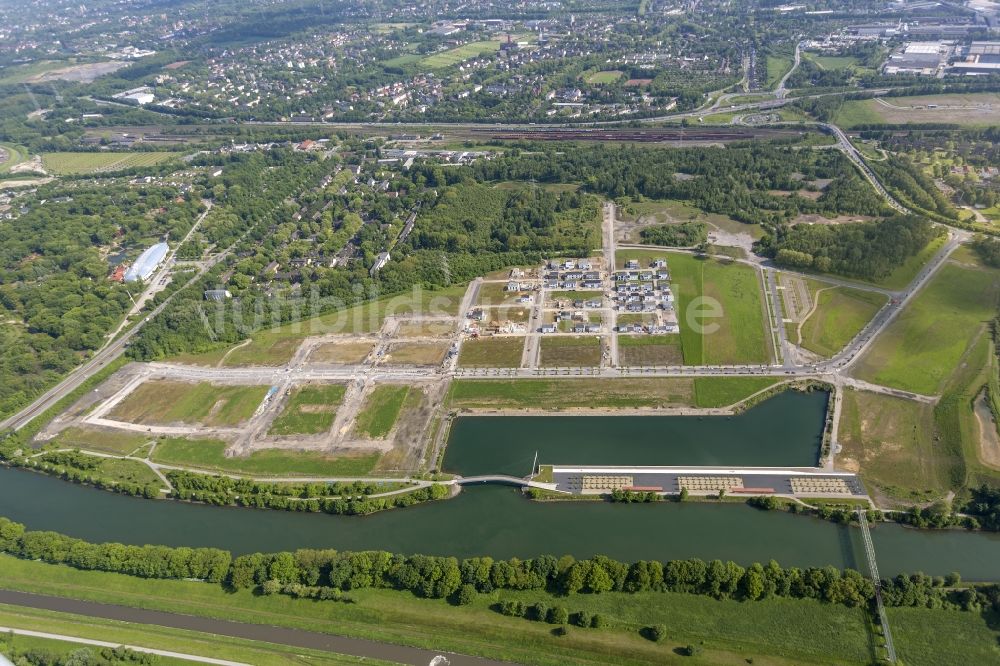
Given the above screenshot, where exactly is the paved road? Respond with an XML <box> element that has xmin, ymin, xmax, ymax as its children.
<box><xmin>0</xmin><ymin>589</ymin><xmax>515</xmax><ymax>666</ymax></box>
<box><xmin>775</xmin><ymin>42</ymin><xmax>802</xmax><ymax>100</ymax></box>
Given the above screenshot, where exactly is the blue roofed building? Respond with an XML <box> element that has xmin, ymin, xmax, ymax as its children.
<box><xmin>124</xmin><ymin>242</ymin><xmax>168</xmax><ymax>282</ymax></box>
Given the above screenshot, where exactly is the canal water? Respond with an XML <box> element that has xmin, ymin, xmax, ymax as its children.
<box><xmin>443</xmin><ymin>390</ymin><xmax>827</xmax><ymax>476</ymax></box>
<box><xmin>2</xmin><ymin>466</ymin><xmax>1000</xmax><ymax>580</ymax></box>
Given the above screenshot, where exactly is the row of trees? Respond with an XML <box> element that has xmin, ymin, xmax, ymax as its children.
<box><xmin>167</xmin><ymin>471</ymin><xmax>450</xmax><ymax>515</ymax></box>
<box><xmin>2</xmin><ymin>515</ymin><xmax>999</xmax><ymax>623</ymax></box>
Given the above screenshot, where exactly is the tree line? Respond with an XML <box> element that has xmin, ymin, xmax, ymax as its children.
<box><xmin>167</xmin><ymin>471</ymin><xmax>450</xmax><ymax>515</ymax></box>
<box><xmin>2</xmin><ymin>516</ymin><xmax>997</xmax><ymax>614</ymax></box>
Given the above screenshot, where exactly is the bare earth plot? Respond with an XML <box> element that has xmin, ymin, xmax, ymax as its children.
<box><xmin>109</xmin><ymin>381</ymin><xmax>269</xmax><ymax>427</ymax></box>
<box><xmin>383</xmin><ymin>342</ymin><xmax>450</xmax><ymax>366</ymax></box>
<box><xmin>447</xmin><ymin>378</ymin><xmax>696</xmax><ymax>410</ymax></box>
<box><xmin>308</xmin><ymin>340</ymin><xmax>375</xmax><ymax>364</ymax></box>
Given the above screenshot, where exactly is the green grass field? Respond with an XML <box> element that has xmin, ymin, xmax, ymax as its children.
<box><xmin>268</xmin><ymin>384</ymin><xmax>347</xmax><ymax>436</ymax></box>
<box><xmin>666</xmin><ymin>253</ymin><xmax>771</xmax><ymax>365</ymax></box>
<box><xmin>0</xmin><ymin>555</ymin><xmax>885</xmax><ymax>666</ymax></box>
<box><xmin>853</xmin><ymin>262</ymin><xmax>1000</xmax><ymax>395</ymax></box>
<box><xmin>458</xmin><ymin>337</ymin><xmax>525</xmax><ymax>367</ymax></box>
<box><xmin>617</xmin><ymin>335</ymin><xmax>682</xmax><ymax>366</ymax></box>
<box><xmin>151</xmin><ymin>438</ymin><xmax>378</xmax><ymax>477</ymax></box>
<box><xmin>420</xmin><ymin>40</ymin><xmax>505</xmax><ymax>68</ymax></box>
<box><xmin>838</xmin><ymin>390</ymin><xmax>949</xmax><ymax>501</ymax></box>
<box><xmin>798</xmin><ymin>287</ymin><xmax>887</xmax><ymax>357</ymax></box>
<box><xmin>540</xmin><ymin>336</ymin><xmax>603</xmax><ymax>367</ymax></box>
<box><xmin>0</xmin><ymin>605</ymin><xmax>391</xmax><ymax>665</ymax></box>
<box><xmin>41</xmin><ymin>152</ymin><xmax>181</xmax><ymax>174</ymax></box>
<box><xmin>354</xmin><ymin>386</ymin><xmax>410</xmax><ymax>438</ymax></box>
<box><xmin>109</xmin><ymin>381</ymin><xmax>269</xmax><ymax>427</ymax></box>
<box><xmin>585</xmin><ymin>70</ymin><xmax>623</xmax><ymax>84</ymax></box>
<box><xmin>890</xmin><ymin>606</ymin><xmax>1000</xmax><ymax>666</ymax></box>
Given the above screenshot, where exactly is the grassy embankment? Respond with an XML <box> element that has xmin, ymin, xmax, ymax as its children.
<box><xmin>447</xmin><ymin>377</ymin><xmax>778</xmax><ymax>410</ymax></box>
<box><xmin>268</xmin><ymin>384</ymin><xmax>347</xmax><ymax>436</ymax></box>
<box><xmin>0</xmin><ymin>604</ymin><xmax>391</xmax><ymax>665</ymax></box>
<box><xmin>151</xmin><ymin>439</ymin><xmax>378</xmax><ymax>477</ymax></box>
<box><xmin>0</xmin><ymin>554</ymin><xmax>877</xmax><ymax>666</ymax></box>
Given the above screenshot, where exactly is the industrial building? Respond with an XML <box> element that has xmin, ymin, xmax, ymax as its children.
<box><xmin>124</xmin><ymin>242</ymin><xmax>168</xmax><ymax>282</ymax></box>
<box><xmin>950</xmin><ymin>41</ymin><xmax>1000</xmax><ymax>75</ymax></box>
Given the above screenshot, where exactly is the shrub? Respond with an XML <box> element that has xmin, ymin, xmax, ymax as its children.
<box><xmin>547</xmin><ymin>606</ymin><xmax>569</xmax><ymax>625</ymax></box>
<box><xmin>591</xmin><ymin>614</ymin><xmax>607</xmax><ymax>629</ymax></box>
<box><xmin>644</xmin><ymin>624</ymin><xmax>667</xmax><ymax>642</ymax></box>
<box><xmin>681</xmin><ymin>644</ymin><xmax>702</xmax><ymax>657</ymax></box>
<box><xmin>572</xmin><ymin>611</ymin><xmax>592</xmax><ymax>628</ymax></box>
<box><xmin>527</xmin><ymin>602</ymin><xmax>548</xmax><ymax>622</ymax></box>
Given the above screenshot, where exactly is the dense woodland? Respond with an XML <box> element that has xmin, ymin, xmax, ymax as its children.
<box><xmin>0</xmin><ymin>181</ymin><xmax>202</xmax><ymax>420</ymax></box>
<box><xmin>470</xmin><ymin>143</ymin><xmax>889</xmax><ymax>227</ymax></box>
<box><xmin>756</xmin><ymin>215</ymin><xmax>939</xmax><ymax>280</ymax></box>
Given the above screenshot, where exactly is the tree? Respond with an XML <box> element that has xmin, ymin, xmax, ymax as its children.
<box><xmin>455</xmin><ymin>583</ymin><xmax>476</xmax><ymax>606</ymax></box>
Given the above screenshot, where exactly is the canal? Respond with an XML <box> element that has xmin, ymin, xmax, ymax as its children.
<box><xmin>443</xmin><ymin>390</ymin><xmax>827</xmax><ymax>476</ymax></box>
<box><xmin>2</xmin><ymin>466</ymin><xmax>1000</xmax><ymax>580</ymax></box>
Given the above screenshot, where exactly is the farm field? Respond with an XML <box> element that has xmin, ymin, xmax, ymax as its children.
<box><xmin>833</xmin><ymin>93</ymin><xmax>1000</xmax><ymax>128</ymax></box>
<box><xmin>150</xmin><ymin>438</ymin><xmax>379</xmax><ymax>476</ymax></box>
<box><xmin>617</xmin><ymin>335</ymin><xmax>683</xmax><ymax>366</ymax></box>
<box><xmin>353</xmin><ymin>385</ymin><xmax>411</xmax><ymax>438</ymax></box>
<box><xmin>458</xmin><ymin>336</ymin><xmax>525</xmax><ymax>367</ymax></box>
<box><xmin>108</xmin><ymin>381</ymin><xmax>269</xmax><ymax>427</ymax></box>
<box><xmin>797</xmin><ymin>287</ymin><xmax>887</xmax><ymax>357</ymax></box>
<box><xmin>40</xmin><ymin>151</ymin><xmax>181</xmax><ymax>174</ymax></box>
<box><xmin>837</xmin><ymin>390</ymin><xmax>949</xmax><ymax>502</ymax></box>
<box><xmin>666</xmin><ymin>253</ymin><xmax>771</xmax><ymax>365</ymax></box>
<box><xmin>268</xmin><ymin>384</ymin><xmax>347</xmax><ymax>436</ymax></box>
<box><xmin>539</xmin><ymin>335</ymin><xmax>602</xmax><ymax>367</ymax></box>
<box><xmin>383</xmin><ymin>342</ymin><xmax>449</xmax><ymax>366</ymax></box>
<box><xmin>0</xmin><ymin>555</ymin><xmax>898</xmax><ymax>666</ymax></box>
<box><xmin>853</xmin><ymin>261</ymin><xmax>1000</xmax><ymax>395</ymax></box>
